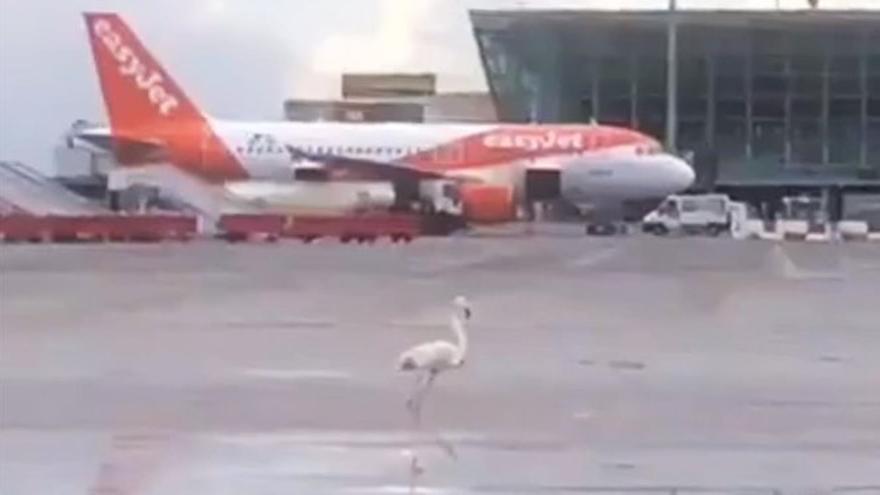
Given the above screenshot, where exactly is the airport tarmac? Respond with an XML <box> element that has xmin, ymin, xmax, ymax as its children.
<box><xmin>1</xmin><ymin>233</ymin><xmax>880</xmax><ymax>494</ymax></box>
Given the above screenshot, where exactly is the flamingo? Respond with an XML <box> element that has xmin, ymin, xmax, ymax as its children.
<box><xmin>398</xmin><ymin>295</ymin><xmax>471</xmax><ymax>425</ymax></box>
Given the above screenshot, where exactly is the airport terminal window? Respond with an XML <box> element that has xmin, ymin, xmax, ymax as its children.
<box><xmin>868</xmin><ymin>98</ymin><xmax>880</xmax><ymax>118</ymax></box>
<box><xmin>830</xmin><ymin>99</ymin><xmax>860</xmax><ymax>118</ymax></box>
<box><xmin>753</xmin><ymin>98</ymin><xmax>785</xmax><ymax>119</ymax></box>
<box><xmin>599</xmin><ymin>76</ymin><xmax>629</xmax><ymax>100</ymax></box>
<box><xmin>791</xmin><ymin>75</ymin><xmax>822</xmax><ymax>97</ymax></box>
<box><xmin>831</xmin><ymin>75</ymin><xmax>860</xmax><ymax>96</ymax></box>
<box><xmin>791</xmin><ymin>121</ymin><xmax>822</xmax><ymax>164</ymax></box>
<box><xmin>602</xmin><ymin>98</ymin><xmax>631</xmax><ymax>126</ymax></box>
<box><xmin>580</xmin><ymin>99</ymin><xmax>595</xmax><ymax>121</ymax></box>
<box><xmin>830</xmin><ymin>54</ymin><xmax>860</xmax><ymax>74</ymax></box>
<box><xmin>791</xmin><ymin>54</ymin><xmax>823</xmax><ymax>74</ymax></box>
<box><xmin>753</xmin><ymin>121</ymin><xmax>785</xmax><ymax>161</ymax></box>
<box><xmin>870</xmin><ymin>76</ymin><xmax>880</xmax><ymax>97</ymax></box>
<box><xmin>716</xmin><ymin>118</ymin><xmax>746</xmax><ymax>160</ymax></box>
<box><xmin>679</xmin><ymin>98</ymin><xmax>706</xmax><ymax>121</ymax></box>
<box><xmin>829</xmin><ymin>118</ymin><xmax>861</xmax><ymax>164</ymax></box>
<box><xmin>679</xmin><ymin>121</ymin><xmax>706</xmax><ymax>151</ymax></box>
<box><xmin>753</xmin><ymin>55</ymin><xmax>787</xmax><ymax>76</ymax></box>
<box><xmin>716</xmin><ymin>99</ymin><xmax>746</xmax><ymax>122</ymax></box>
<box><xmin>792</xmin><ymin>98</ymin><xmax>822</xmax><ymax>120</ymax></box>
<box><xmin>636</xmin><ymin>57</ymin><xmax>665</xmax><ymax>96</ymax></box>
<box><xmin>753</xmin><ymin>75</ymin><xmax>787</xmax><ymax>96</ymax></box>
<box><xmin>679</xmin><ymin>57</ymin><xmax>708</xmax><ymax>94</ymax></box>
<box><xmin>868</xmin><ymin>122</ymin><xmax>880</xmax><ymax>164</ymax></box>
<box><xmin>714</xmin><ymin>55</ymin><xmax>745</xmax><ymax>97</ymax></box>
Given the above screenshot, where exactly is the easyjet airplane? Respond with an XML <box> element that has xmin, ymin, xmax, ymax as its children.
<box><xmin>73</xmin><ymin>13</ymin><xmax>694</xmax><ymax>225</ymax></box>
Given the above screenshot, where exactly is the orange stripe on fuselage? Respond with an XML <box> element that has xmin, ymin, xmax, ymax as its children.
<box><xmin>400</xmin><ymin>125</ymin><xmax>656</xmax><ymax>173</ymax></box>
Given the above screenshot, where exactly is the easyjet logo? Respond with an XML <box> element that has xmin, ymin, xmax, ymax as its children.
<box><xmin>92</xmin><ymin>19</ymin><xmax>179</xmax><ymax>116</ymax></box>
<box><xmin>482</xmin><ymin>130</ymin><xmax>584</xmax><ymax>151</ymax></box>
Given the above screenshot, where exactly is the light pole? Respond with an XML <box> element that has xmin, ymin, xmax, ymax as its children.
<box><xmin>665</xmin><ymin>0</ymin><xmax>678</xmax><ymax>152</ymax></box>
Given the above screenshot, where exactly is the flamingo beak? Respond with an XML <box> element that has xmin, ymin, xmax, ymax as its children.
<box><xmin>464</xmin><ymin>308</ymin><xmax>472</xmax><ymax>320</ymax></box>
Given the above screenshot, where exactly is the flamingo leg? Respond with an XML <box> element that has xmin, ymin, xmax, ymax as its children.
<box><xmin>414</xmin><ymin>373</ymin><xmax>457</xmax><ymax>460</ymax></box>
<box><xmin>411</xmin><ymin>371</ymin><xmax>438</xmax><ymax>427</ymax></box>
<box><xmin>406</xmin><ymin>371</ymin><xmax>427</xmax><ymax>424</ymax></box>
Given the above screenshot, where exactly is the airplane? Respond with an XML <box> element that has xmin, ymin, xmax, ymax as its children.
<box><xmin>73</xmin><ymin>12</ymin><xmax>694</xmax><ymax>230</ymax></box>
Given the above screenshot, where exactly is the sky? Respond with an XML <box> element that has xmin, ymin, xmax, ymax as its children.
<box><xmin>0</xmin><ymin>0</ymin><xmax>876</xmax><ymax>169</ymax></box>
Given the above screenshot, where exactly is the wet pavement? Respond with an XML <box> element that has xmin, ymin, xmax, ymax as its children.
<box><xmin>1</xmin><ymin>234</ymin><xmax>879</xmax><ymax>494</ymax></box>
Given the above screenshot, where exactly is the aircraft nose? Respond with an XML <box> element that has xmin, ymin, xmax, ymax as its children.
<box><xmin>662</xmin><ymin>154</ymin><xmax>695</xmax><ymax>192</ymax></box>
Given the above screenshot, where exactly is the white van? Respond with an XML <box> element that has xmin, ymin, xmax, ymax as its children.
<box><xmin>642</xmin><ymin>194</ymin><xmax>732</xmax><ymax>236</ymax></box>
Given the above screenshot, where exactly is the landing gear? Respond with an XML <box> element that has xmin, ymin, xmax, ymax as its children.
<box><xmin>580</xmin><ymin>201</ymin><xmax>630</xmax><ymax>236</ymax></box>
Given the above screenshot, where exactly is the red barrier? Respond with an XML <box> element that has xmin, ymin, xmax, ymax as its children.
<box><xmin>0</xmin><ymin>215</ymin><xmax>50</xmax><ymax>242</ymax></box>
<box><xmin>0</xmin><ymin>214</ymin><xmax>197</xmax><ymax>243</ymax></box>
<box><xmin>217</xmin><ymin>213</ymin><xmax>420</xmax><ymax>243</ymax></box>
<box><xmin>107</xmin><ymin>215</ymin><xmax>197</xmax><ymax>241</ymax></box>
<box><xmin>285</xmin><ymin>213</ymin><xmax>419</xmax><ymax>243</ymax></box>
<box><xmin>217</xmin><ymin>214</ymin><xmax>286</xmax><ymax>242</ymax></box>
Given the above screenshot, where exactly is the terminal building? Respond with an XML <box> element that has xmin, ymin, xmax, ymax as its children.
<box><xmin>470</xmin><ymin>9</ymin><xmax>880</xmax><ymax>217</ymax></box>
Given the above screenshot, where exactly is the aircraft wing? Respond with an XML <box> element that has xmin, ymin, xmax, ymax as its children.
<box><xmin>285</xmin><ymin>145</ymin><xmax>450</xmax><ymax>182</ymax></box>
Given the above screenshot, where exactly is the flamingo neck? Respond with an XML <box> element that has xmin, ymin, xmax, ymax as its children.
<box><xmin>450</xmin><ymin>314</ymin><xmax>468</xmax><ymax>364</ymax></box>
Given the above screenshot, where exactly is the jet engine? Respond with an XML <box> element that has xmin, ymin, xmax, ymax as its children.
<box><xmin>460</xmin><ymin>184</ymin><xmax>516</xmax><ymax>224</ymax></box>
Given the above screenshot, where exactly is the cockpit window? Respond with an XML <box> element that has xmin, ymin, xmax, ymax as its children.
<box><xmin>635</xmin><ymin>141</ymin><xmax>663</xmax><ymax>156</ymax></box>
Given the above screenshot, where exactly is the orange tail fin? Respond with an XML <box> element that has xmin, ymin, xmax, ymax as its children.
<box><xmin>84</xmin><ymin>13</ymin><xmax>204</xmax><ymax>133</ymax></box>
<box><xmin>82</xmin><ymin>13</ymin><xmax>247</xmax><ymax>181</ymax></box>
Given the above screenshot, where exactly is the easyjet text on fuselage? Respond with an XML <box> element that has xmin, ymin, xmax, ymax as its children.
<box><xmin>482</xmin><ymin>130</ymin><xmax>584</xmax><ymax>151</ymax></box>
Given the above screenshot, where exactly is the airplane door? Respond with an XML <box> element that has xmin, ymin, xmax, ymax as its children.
<box><xmin>525</xmin><ymin>169</ymin><xmax>561</xmax><ymax>201</ymax></box>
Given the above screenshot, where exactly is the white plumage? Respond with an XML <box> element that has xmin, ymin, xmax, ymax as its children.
<box><xmin>398</xmin><ymin>295</ymin><xmax>471</xmax><ymax>423</ymax></box>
